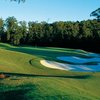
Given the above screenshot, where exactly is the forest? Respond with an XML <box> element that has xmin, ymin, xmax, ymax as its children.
<box><xmin>0</xmin><ymin>17</ymin><xmax>100</xmax><ymax>53</ymax></box>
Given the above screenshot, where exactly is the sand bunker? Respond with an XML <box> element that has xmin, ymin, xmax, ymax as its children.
<box><xmin>40</xmin><ymin>52</ymin><xmax>100</xmax><ymax>72</ymax></box>
<box><xmin>40</xmin><ymin>60</ymin><xmax>74</xmax><ymax>70</ymax></box>
<box><xmin>40</xmin><ymin>59</ymin><xmax>100</xmax><ymax>72</ymax></box>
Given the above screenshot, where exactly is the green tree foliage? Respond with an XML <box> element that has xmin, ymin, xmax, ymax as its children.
<box><xmin>90</xmin><ymin>8</ymin><xmax>100</xmax><ymax>21</ymax></box>
<box><xmin>19</xmin><ymin>21</ymin><xmax>27</xmax><ymax>44</ymax></box>
<box><xmin>0</xmin><ymin>16</ymin><xmax>99</xmax><ymax>52</ymax></box>
<box><xmin>0</xmin><ymin>18</ymin><xmax>4</xmax><ymax>41</ymax></box>
<box><xmin>10</xmin><ymin>0</ymin><xmax>25</xmax><ymax>3</ymax></box>
<box><xmin>5</xmin><ymin>17</ymin><xmax>18</xmax><ymax>43</ymax></box>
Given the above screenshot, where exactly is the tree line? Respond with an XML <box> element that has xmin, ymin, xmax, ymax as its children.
<box><xmin>0</xmin><ymin>17</ymin><xmax>100</xmax><ymax>53</ymax></box>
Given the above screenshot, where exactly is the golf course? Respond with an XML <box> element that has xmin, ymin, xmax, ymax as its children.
<box><xmin>0</xmin><ymin>43</ymin><xmax>100</xmax><ymax>100</ymax></box>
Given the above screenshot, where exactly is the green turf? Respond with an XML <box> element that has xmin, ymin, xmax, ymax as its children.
<box><xmin>0</xmin><ymin>43</ymin><xmax>100</xmax><ymax>100</ymax></box>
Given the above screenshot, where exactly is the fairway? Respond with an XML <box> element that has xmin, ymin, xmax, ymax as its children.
<box><xmin>0</xmin><ymin>43</ymin><xmax>100</xmax><ymax>100</ymax></box>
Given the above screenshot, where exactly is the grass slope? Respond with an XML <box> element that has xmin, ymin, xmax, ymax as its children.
<box><xmin>0</xmin><ymin>43</ymin><xmax>100</xmax><ymax>100</ymax></box>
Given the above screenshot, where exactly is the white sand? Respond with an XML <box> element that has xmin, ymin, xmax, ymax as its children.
<box><xmin>40</xmin><ymin>60</ymin><xmax>74</xmax><ymax>71</ymax></box>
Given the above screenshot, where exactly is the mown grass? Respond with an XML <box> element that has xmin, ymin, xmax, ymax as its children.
<box><xmin>0</xmin><ymin>43</ymin><xmax>100</xmax><ymax>100</ymax></box>
<box><xmin>0</xmin><ymin>73</ymin><xmax>100</xmax><ymax>100</ymax></box>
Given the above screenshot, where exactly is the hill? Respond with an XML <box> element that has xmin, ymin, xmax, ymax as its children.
<box><xmin>0</xmin><ymin>43</ymin><xmax>100</xmax><ymax>100</ymax></box>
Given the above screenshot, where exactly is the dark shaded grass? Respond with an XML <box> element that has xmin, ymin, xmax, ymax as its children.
<box><xmin>0</xmin><ymin>43</ymin><xmax>93</xmax><ymax>59</ymax></box>
<box><xmin>0</xmin><ymin>89</ymin><xmax>93</xmax><ymax>100</ymax></box>
<box><xmin>0</xmin><ymin>72</ymin><xmax>92</xmax><ymax>79</ymax></box>
<box><xmin>0</xmin><ymin>89</ymin><xmax>28</xmax><ymax>100</ymax></box>
<box><xmin>0</xmin><ymin>84</ymin><xmax>36</xmax><ymax>100</ymax></box>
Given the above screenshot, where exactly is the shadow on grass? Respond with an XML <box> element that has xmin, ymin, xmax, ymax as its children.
<box><xmin>0</xmin><ymin>89</ymin><xmax>28</xmax><ymax>100</ymax></box>
<box><xmin>0</xmin><ymin>72</ymin><xmax>92</xmax><ymax>79</ymax></box>
<box><xmin>0</xmin><ymin>84</ymin><xmax>36</xmax><ymax>100</ymax></box>
<box><xmin>2</xmin><ymin>45</ymin><xmax>91</xmax><ymax>59</ymax></box>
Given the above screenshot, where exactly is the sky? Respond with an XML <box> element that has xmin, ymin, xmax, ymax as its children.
<box><xmin>0</xmin><ymin>0</ymin><xmax>100</xmax><ymax>23</ymax></box>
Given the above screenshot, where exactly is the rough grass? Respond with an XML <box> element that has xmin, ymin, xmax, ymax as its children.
<box><xmin>0</xmin><ymin>43</ymin><xmax>100</xmax><ymax>100</ymax></box>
